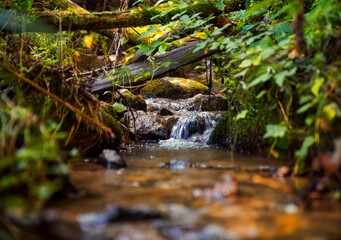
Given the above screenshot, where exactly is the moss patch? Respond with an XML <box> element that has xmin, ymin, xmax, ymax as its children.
<box><xmin>209</xmin><ymin>99</ymin><xmax>279</xmax><ymax>154</ymax></box>
<box><xmin>120</xmin><ymin>90</ymin><xmax>147</xmax><ymax>111</ymax></box>
<box><xmin>141</xmin><ymin>77</ymin><xmax>209</xmax><ymax>99</ymax></box>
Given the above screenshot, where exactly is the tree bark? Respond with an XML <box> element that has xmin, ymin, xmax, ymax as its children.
<box><xmin>86</xmin><ymin>42</ymin><xmax>214</xmax><ymax>93</ymax></box>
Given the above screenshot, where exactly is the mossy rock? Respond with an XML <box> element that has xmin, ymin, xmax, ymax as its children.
<box><xmin>140</xmin><ymin>77</ymin><xmax>209</xmax><ymax>99</ymax></box>
<box><xmin>119</xmin><ymin>89</ymin><xmax>147</xmax><ymax>111</ymax></box>
<box><xmin>208</xmin><ymin>99</ymin><xmax>279</xmax><ymax>154</ymax></box>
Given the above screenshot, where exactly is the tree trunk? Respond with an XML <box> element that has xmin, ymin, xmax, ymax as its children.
<box><xmin>86</xmin><ymin>42</ymin><xmax>214</xmax><ymax>93</ymax></box>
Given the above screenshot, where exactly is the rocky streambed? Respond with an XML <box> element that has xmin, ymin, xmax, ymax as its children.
<box><xmin>11</xmin><ymin>77</ymin><xmax>341</xmax><ymax>240</ymax></box>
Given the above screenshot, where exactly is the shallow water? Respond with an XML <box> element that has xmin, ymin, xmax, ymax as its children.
<box><xmin>46</xmin><ymin>144</ymin><xmax>341</xmax><ymax>240</ymax></box>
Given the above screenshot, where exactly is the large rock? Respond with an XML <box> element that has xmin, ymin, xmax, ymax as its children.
<box><xmin>140</xmin><ymin>77</ymin><xmax>209</xmax><ymax>99</ymax></box>
<box><xmin>125</xmin><ymin>111</ymin><xmax>177</xmax><ymax>140</ymax></box>
<box><xmin>186</xmin><ymin>94</ymin><xmax>228</xmax><ymax>111</ymax></box>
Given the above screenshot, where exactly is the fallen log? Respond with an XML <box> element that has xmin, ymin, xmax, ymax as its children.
<box><xmin>28</xmin><ymin>0</ymin><xmax>244</xmax><ymax>32</ymax></box>
<box><xmin>86</xmin><ymin>42</ymin><xmax>214</xmax><ymax>93</ymax></box>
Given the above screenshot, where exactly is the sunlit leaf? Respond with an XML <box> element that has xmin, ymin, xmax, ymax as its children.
<box><xmin>256</xmin><ymin>90</ymin><xmax>267</xmax><ymax>99</ymax></box>
<box><xmin>264</xmin><ymin>124</ymin><xmax>287</xmax><ymax>138</ymax></box>
<box><xmin>214</xmin><ymin>1</ymin><xmax>225</xmax><ymax>11</ymax></box>
<box><xmin>112</xmin><ymin>102</ymin><xmax>127</xmax><ymax>113</ymax></box>
<box><xmin>234</xmin><ymin>110</ymin><xmax>248</xmax><ymax>121</ymax></box>
<box><xmin>234</xmin><ymin>69</ymin><xmax>249</xmax><ymax>78</ymax></box>
<box><xmin>139</xmin><ymin>26</ymin><xmax>156</xmax><ymax>39</ymax></box>
<box><xmin>239</xmin><ymin>59</ymin><xmax>252</xmax><ymax>68</ymax></box>
<box><xmin>193</xmin><ymin>41</ymin><xmax>208</xmax><ymax>53</ymax></box>
<box><xmin>248</xmin><ymin>73</ymin><xmax>272</xmax><ymax>88</ymax></box>
<box><xmin>158</xmin><ymin>43</ymin><xmax>167</xmax><ymax>54</ymax></box>
<box><xmin>178</xmin><ymin>1</ymin><xmax>187</xmax><ymax>9</ymax></box>
<box><xmin>323</xmin><ymin>103</ymin><xmax>337</xmax><ymax>120</ymax></box>
<box><xmin>136</xmin><ymin>44</ymin><xmax>150</xmax><ymax>54</ymax></box>
<box><xmin>274</xmin><ymin>70</ymin><xmax>288</xmax><ymax>87</ymax></box>
<box><xmin>311</xmin><ymin>77</ymin><xmax>325</xmax><ymax>97</ymax></box>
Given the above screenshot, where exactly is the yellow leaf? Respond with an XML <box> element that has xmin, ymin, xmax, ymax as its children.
<box><xmin>323</xmin><ymin>104</ymin><xmax>336</xmax><ymax>121</ymax></box>
<box><xmin>84</xmin><ymin>35</ymin><xmax>94</xmax><ymax>49</ymax></box>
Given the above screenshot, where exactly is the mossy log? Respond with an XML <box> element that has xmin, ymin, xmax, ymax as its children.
<box><xmin>33</xmin><ymin>1</ymin><xmax>242</xmax><ymax>31</ymax></box>
<box><xmin>86</xmin><ymin>42</ymin><xmax>214</xmax><ymax>93</ymax></box>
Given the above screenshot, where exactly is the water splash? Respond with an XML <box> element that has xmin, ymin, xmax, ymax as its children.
<box><xmin>159</xmin><ymin>138</ymin><xmax>208</xmax><ymax>150</ymax></box>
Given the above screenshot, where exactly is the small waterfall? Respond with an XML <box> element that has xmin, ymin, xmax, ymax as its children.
<box><xmin>142</xmin><ymin>97</ymin><xmax>223</xmax><ymax>149</ymax></box>
<box><xmin>170</xmin><ymin>112</ymin><xmax>220</xmax><ymax>144</ymax></box>
<box><xmin>170</xmin><ymin>115</ymin><xmax>200</xmax><ymax>139</ymax></box>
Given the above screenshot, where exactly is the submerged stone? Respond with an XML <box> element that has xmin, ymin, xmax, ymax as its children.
<box><xmin>99</xmin><ymin>149</ymin><xmax>127</xmax><ymax>169</ymax></box>
<box><xmin>193</xmin><ymin>174</ymin><xmax>238</xmax><ymax>200</ymax></box>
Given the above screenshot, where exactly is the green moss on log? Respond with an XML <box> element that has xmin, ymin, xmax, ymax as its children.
<box><xmin>141</xmin><ymin>77</ymin><xmax>209</xmax><ymax>99</ymax></box>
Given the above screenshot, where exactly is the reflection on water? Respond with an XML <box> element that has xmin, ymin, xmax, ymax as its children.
<box><xmin>46</xmin><ymin>145</ymin><xmax>341</xmax><ymax>239</ymax></box>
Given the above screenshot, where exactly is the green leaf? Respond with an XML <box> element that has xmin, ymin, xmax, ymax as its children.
<box><xmin>234</xmin><ymin>69</ymin><xmax>249</xmax><ymax>78</ymax></box>
<box><xmin>264</xmin><ymin>124</ymin><xmax>288</xmax><ymax>138</ymax></box>
<box><xmin>274</xmin><ymin>70</ymin><xmax>288</xmax><ymax>87</ymax></box>
<box><xmin>234</xmin><ymin>110</ymin><xmax>248</xmax><ymax>121</ymax></box>
<box><xmin>297</xmin><ymin>102</ymin><xmax>313</xmax><ymax>114</ymax></box>
<box><xmin>239</xmin><ymin>59</ymin><xmax>252</xmax><ymax>68</ymax></box>
<box><xmin>248</xmin><ymin>73</ymin><xmax>272</xmax><ymax>88</ymax></box>
<box><xmin>214</xmin><ymin>1</ymin><xmax>225</xmax><ymax>11</ymax></box>
<box><xmin>193</xmin><ymin>41</ymin><xmax>208</xmax><ymax>53</ymax></box>
<box><xmin>251</xmin><ymin>55</ymin><xmax>262</xmax><ymax>66</ymax></box>
<box><xmin>112</xmin><ymin>102</ymin><xmax>127</xmax><ymax>113</ymax></box>
<box><xmin>305</xmin><ymin>115</ymin><xmax>315</xmax><ymax>126</ymax></box>
<box><xmin>311</xmin><ymin>77</ymin><xmax>325</xmax><ymax>97</ymax></box>
<box><xmin>158</xmin><ymin>43</ymin><xmax>167</xmax><ymax>54</ymax></box>
<box><xmin>0</xmin><ymin>176</ymin><xmax>18</xmax><ymax>190</ymax></box>
<box><xmin>178</xmin><ymin>1</ymin><xmax>188</xmax><ymax>9</ymax></box>
<box><xmin>256</xmin><ymin>90</ymin><xmax>267</xmax><ymax>99</ymax></box>
<box><xmin>180</xmin><ymin>14</ymin><xmax>190</xmax><ymax>21</ymax></box>
<box><xmin>294</xmin><ymin>136</ymin><xmax>315</xmax><ymax>159</ymax></box>
<box><xmin>35</xmin><ymin>184</ymin><xmax>53</xmax><ymax>200</ymax></box>
<box><xmin>136</xmin><ymin>44</ymin><xmax>150</xmax><ymax>55</ymax></box>
<box><xmin>161</xmin><ymin>60</ymin><xmax>171</xmax><ymax>67</ymax></box>
<box><xmin>299</xmin><ymin>95</ymin><xmax>313</xmax><ymax>104</ymax></box>
<box><xmin>139</xmin><ymin>26</ymin><xmax>156</xmax><ymax>39</ymax></box>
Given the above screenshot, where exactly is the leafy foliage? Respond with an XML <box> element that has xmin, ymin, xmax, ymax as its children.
<box><xmin>0</xmin><ymin>96</ymin><xmax>68</xmax><ymax>211</ymax></box>
<box><xmin>138</xmin><ymin>0</ymin><xmax>340</xmax><ymax>171</ymax></box>
<box><xmin>204</xmin><ymin>0</ymin><xmax>341</xmax><ymax>171</ymax></box>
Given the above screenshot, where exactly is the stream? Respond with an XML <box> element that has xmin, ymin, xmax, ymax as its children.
<box><xmin>43</xmin><ymin>97</ymin><xmax>341</xmax><ymax>240</ymax></box>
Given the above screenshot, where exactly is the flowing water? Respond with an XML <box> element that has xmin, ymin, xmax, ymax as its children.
<box><xmin>43</xmin><ymin>98</ymin><xmax>341</xmax><ymax>239</ymax></box>
<box><xmin>46</xmin><ymin>146</ymin><xmax>341</xmax><ymax>240</ymax></box>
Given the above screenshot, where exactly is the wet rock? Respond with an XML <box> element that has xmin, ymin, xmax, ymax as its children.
<box><xmin>193</xmin><ymin>174</ymin><xmax>238</xmax><ymax>200</ymax></box>
<box><xmin>99</xmin><ymin>149</ymin><xmax>126</xmax><ymax>169</ymax></box>
<box><xmin>160</xmin><ymin>159</ymin><xmax>207</xmax><ymax>169</ymax></box>
<box><xmin>125</xmin><ymin>111</ymin><xmax>177</xmax><ymax>140</ymax></box>
<box><xmin>158</xmin><ymin>107</ymin><xmax>173</xmax><ymax>116</ymax></box>
<box><xmin>78</xmin><ymin>205</ymin><xmax>163</xmax><ymax>230</ymax></box>
<box><xmin>158</xmin><ymin>223</ymin><xmax>239</xmax><ymax>240</ymax></box>
<box><xmin>190</xmin><ymin>93</ymin><xmax>228</xmax><ymax>111</ymax></box>
<box><xmin>141</xmin><ymin>77</ymin><xmax>209</xmax><ymax>99</ymax></box>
